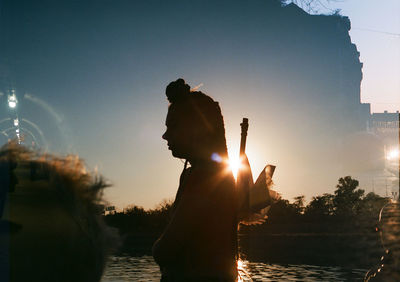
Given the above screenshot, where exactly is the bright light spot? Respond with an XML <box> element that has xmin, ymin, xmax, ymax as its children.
<box><xmin>387</xmin><ymin>149</ymin><xmax>399</xmax><ymax>160</ymax></box>
<box><xmin>237</xmin><ymin>259</ymin><xmax>251</xmax><ymax>282</ymax></box>
<box><xmin>237</xmin><ymin>259</ymin><xmax>244</xmax><ymax>269</ymax></box>
<box><xmin>8</xmin><ymin>93</ymin><xmax>17</xmax><ymax>108</ymax></box>
<box><xmin>237</xmin><ymin>259</ymin><xmax>244</xmax><ymax>282</ymax></box>
<box><xmin>14</xmin><ymin>119</ymin><xmax>19</xmax><ymax>126</ymax></box>
<box><xmin>229</xmin><ymin>155</ymin><xmax>242</xmax><ymax>180</ymax></box>
<box><xmin>15</xmin><ymin>129</ymin><xmax>19</xmax><ymax>133</ymax></box>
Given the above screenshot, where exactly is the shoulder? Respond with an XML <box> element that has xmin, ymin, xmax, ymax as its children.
<box><xmin>187</xmin><ymin>164</ymin><xmax>234</xmax><ymax>186</ymax></box>
<box><xmin>183</xmin><ymin>166</ymin><xmax>235</xmax><ymax>205</ymax></box>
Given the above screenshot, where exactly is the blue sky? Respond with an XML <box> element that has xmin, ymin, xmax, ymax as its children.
<box><xmin>1</xmin><ymin>0</ymin><xmax>399</xmax><ymax>209</ymax></box>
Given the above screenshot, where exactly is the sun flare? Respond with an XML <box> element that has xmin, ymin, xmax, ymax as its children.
<box><xmin>228</xmin><ymin>155</ymin><xmax>242</xmax><ymax>180</ymax></box>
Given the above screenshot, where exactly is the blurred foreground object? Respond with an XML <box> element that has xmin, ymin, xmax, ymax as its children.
<box><xmin>364</xmin><ymin>201</ymin><xmax>400</xmax><ymax>281</ymax></box>
<box><xmin>236</xmin><ymin>118</ymin><xmax>280</xmax><ymax>225</ymax></box>
<box><xmin>0</xmin><ymin>142</ymin><xmax>119</xmax><ymax>282</ymax></box>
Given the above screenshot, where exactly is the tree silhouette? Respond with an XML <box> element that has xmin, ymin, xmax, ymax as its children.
<box><xmin>268</xmin><ymin>199</ymin><xmax>300</xmax><ymax>223</ymax></box>
<box><xmin>359</xmin><ymin>192</ymin><xmax>388</xmax><ymax>221</ymax></box>
<box><xmin>293</xmin><ymin>195</ymin><xmax>306</xmax><ymax>214</ymax></box>
<box><xmin>333</xmin><ymin>176</ymin><xmax>364</xmax><ymax>217</ymax></box>
<box><xmin>305</xmin><ymin>193</ymin><xmax>334</xmax><ymax>218</ymax></box>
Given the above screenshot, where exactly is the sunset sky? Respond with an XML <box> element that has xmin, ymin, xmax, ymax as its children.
<box><xmin>1</xmin><ymin>0</ymin><xmax>399</xmax><ymax>209</ymax></box>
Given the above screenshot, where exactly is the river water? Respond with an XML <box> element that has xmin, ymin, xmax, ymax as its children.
<box><xmin>102</xmin><ymin>254</ymin><xmax>367</xmax><ymax>281</ymax></box>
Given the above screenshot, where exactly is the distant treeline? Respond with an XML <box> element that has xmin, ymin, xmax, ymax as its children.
<box><xmin>104</xmin><ymin>176</ymin><xmax>389</xmax><ymax>237</ymax></box>
<box><xmin>104</xmin><ymin>176</ymin><xmax>389</xmax><ymax>266</ymax></box>
<box><xmin>104</xmin><ymin>199</ymin><xmax>173</xmax><ymax>236</ymax></box>
<box><xmin>243</xmin><ymin>176</ymin><xmax>389</xmax><ymax>235</ymax></box>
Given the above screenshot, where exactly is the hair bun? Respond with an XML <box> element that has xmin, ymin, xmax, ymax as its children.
<box><xmin>166</xmin><ymin>78</ymin><xmax>191</xmax><ymax>103</ymax></box>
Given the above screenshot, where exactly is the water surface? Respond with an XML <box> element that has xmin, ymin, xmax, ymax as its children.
<box><xmin>102</xmin><ymin>254</ymin><xmax>367</xmax><ymax>281</ymax></box>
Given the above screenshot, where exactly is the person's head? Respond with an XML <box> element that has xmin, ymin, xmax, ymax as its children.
<box><xmin>378</xmin><ymin>202</ymin><xmax>400</xmax><ymax>258</ymax></box>
<box><xmin>0</xmin><ymin>143</ymin><xmax>118</xmax><ymax>282</ymax></box>
<box><xmin>162</xmin><ymin>79</ymin><xmax>228</xmax><ymax>163</ymax></box>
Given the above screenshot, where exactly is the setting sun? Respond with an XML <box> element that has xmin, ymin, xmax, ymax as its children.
<box><xmin>227</xmin><ymin>142</ymin><xmax>259</xmax><ymax>181</ymax></box>
<box><xmin>228</xmin><ymin>155</ymin><xmax>242</xmax><ymax>180</ymax></box>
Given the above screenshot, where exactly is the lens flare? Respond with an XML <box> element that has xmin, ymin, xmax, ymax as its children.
<box><xmin>8</xmin><ymin>93</ymin><xmax>17</xmax><ymax>108</ymax></box>
<box><xmin>211</xmin><ymin>152</ymin><xmax>222</xmax><ymax>163</ymax></box>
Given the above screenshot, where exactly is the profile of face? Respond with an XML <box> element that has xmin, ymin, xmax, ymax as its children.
<box><xmin>162</xmin><ymin>78</ymin><xmax>227</xmax><ymax>162</ymax></box>
<box><xmin>162</xmin><ymin>105</ymin><xmax>197</xmax><ymax>160</ymax></box>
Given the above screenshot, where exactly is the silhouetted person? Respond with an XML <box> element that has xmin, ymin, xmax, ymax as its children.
<box><xmin>0</xmin><ymin>143</ymin><xmax>118</xmax><ymax>282</ymax></box>
<box><xmin>152</xmin><ymin>79</ymin><xmax>237</xmax><ymax>281</ymax></box>
<box><xmin>365</xmin><ymin>202</ymin><xmax>400</xmax><ymax>281</ymax></box>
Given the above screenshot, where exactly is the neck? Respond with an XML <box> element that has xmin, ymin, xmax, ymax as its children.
<box><xmin>189</xmin><ymin>159</ymin><xmax>223</xmax><ymax>169</ymax></box>
<box><xmin>186</xmin><ymin>150</ymin><xmax>227</xmax><ymax>167</ymax></box>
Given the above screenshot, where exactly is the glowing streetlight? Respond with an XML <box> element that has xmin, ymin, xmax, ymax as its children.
<box><xmin>8</xmin><ymin>93</ymin><xmax>17</xmax><ymax>109</ymax></box>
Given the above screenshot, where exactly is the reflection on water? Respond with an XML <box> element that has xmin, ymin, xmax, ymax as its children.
<box><xmin>238</xmin><ymin>260</ymin><xmax>366</xmax><ymax>281</ymax></box>
<box><xmin>102</xmin><ymin>255</ymin><xmax>367</xmax><ymax>281</ymax></box>
<box><xmin>102</xmin><ymin>255</ymin><xmax>161</xmax><ymax>281</ymax></box>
